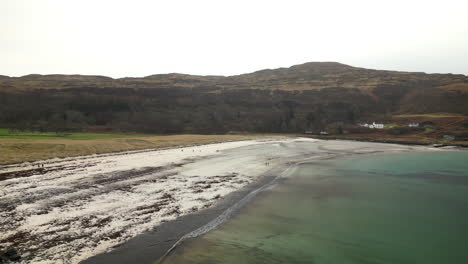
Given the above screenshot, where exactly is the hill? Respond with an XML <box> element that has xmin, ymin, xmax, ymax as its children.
<box><xmin>1</xmin><ymin>62</ymin><xmax>467</xmax><ymax>136</ymax></box>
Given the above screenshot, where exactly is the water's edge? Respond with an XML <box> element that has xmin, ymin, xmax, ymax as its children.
<box><xmin>159</xmin><ymin>150</ymin><xmax>468</xmax><ymax>264</ymax></box>
<box><xmin>80</xmin><ymin>171</ymin><xmax>279</xmax><ymax>264</ymax></box>
<box><xmin>81</xmin><ymin>142</ymin><xmax>433</xmax><ymax>264</ymax></box>
<box><xmin>82</xmin><ymin>158</ymin><xmax>312</xmax><ymax>264</ymax></box>
<box><xmin>156</xmin><ymin>163</ymin><xmax>299</xmax><ymax>263</ymax></box>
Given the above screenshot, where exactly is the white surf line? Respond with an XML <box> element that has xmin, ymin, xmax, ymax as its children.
<box><xmin>156</xmin><ymin>157</ymin><xmax>321</xmax><ymax>263</ymax></box>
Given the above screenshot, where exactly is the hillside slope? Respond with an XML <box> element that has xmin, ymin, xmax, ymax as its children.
<box><xmin>1</xmin><ymin>62</ymin><xmax>467</xmax><ymax>134</ymax></box>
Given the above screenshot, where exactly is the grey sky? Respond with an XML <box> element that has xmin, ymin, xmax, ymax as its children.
<box><xmin>1</xmin><ymin>0</ymin><xmax>468</xmax><ymax>78</ymax></box>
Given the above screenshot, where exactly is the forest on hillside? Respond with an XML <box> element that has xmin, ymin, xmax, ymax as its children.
<box><xmin>0</xmin><ymin>87</ymin><xmax>373</xmax><ymax>134</ymax></box>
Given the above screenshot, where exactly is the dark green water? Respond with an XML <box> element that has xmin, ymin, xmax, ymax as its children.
<box><xmin>160</xmin><ymin>151</ymin><xmax>468</xmax><ymax>264</ymax></box>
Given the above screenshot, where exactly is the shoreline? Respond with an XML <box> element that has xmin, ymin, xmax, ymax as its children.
<box><xmin>155</xmin><ymin>150</ymin><xmax>468</xmax><ymax>264</ymax></box>
<box><xmin>81</xmin><ymin>140</ymin><xmax>443</xmax><ymax>264</ymax></box>
<box><xmin>83</xmin><ymin>158</ymin><xmax>315</xmax><ymax>264</ymax></box>
<box><xmin>82</xmin><ymin>172</ymin><xmax>279</xmax><ymax>264</ymax></box>
<box><xmin>306</xmin><ymin>135</ymin><xmax>468</xmax><ymax>148</ymax></box>
<box><xmin>1</xmin><ymin>138</ymin><xmax>298</xmax><ymax>264</ymax></box>
<box><xmin>2</xmin><ymin>133</ymin><xmax>463</xmax><ymax>171</ymax></box>
<box><xmin>1</xmin><ymin>138</ymin><xmax>444</xmax><ymax>264</ymax></box>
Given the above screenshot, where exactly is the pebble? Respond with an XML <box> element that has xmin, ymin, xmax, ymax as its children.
<box><xmin>0</xmin><ymin>248</ymin><xmax>21</xmax><ymax>262</ymax></box>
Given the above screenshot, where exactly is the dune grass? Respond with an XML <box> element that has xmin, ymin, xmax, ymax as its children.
<box><xmin>0</xmin><ymin>128</ymin><xmax>149</xmax><ymax>140</ymax></box>
<box><xmin>0</xmin><ymin>134</ymin><xmax>273</xmax><ymax>165</ymax></box>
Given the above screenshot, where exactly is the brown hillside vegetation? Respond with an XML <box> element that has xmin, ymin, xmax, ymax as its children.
<box><xmin>436</xmin><ymin>83</ymin><xmax>468</xmax><ymax>92</ymax></box>
<box><xmin>1</xmin><ymin>62</ymin><xmax>467</xmax><ymax>135</ymax></box>
<box><xmin>2</xmin><ymin>62</ymin><xmax>467</xmax><ymax>92</ymax></box>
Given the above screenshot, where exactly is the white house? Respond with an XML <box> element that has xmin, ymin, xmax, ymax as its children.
<box><xmin>408</xmin><ymin>123</ymin><xmax>419</xmax><ymax>127</ymax></box>
<box><xmin>360</xmin><ymin>122</ymin><xmax>384</xmax><ymax>129</ymax></box>
<box><xmin>359</xmin><ymin>122</ymin><xmax>384</xmax><ymax>129</ymax></box>
<box><xmin>374</xmin><ymin>122</ymin><xmax>384</xmax><ymax>129</ymax></box>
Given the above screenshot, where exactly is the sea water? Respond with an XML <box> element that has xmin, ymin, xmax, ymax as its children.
<box><xmin>159</xmin><ymin>151</ymin><xmax>468</xmax><ymax>264</ymax></box>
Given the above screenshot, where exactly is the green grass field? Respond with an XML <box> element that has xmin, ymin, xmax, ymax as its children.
<box><xmin>0</xmin><ymin>128</ymin><xmax>149</xmax><ymax>140</ymax></box>
<box><xmin>384</xmin><ymin>123</ymin><xmax>399</xmax><ymax>128</ymax></box>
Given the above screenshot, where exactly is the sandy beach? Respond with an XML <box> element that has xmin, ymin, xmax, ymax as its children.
<box><xmin>0</xmin><ymin>138</ymin><xmax>438</xmax><ymax>264</ymax></box>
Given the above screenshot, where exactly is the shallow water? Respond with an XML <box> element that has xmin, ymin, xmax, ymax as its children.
<box><xmin>159</xmin><ymin>151</ymin><xmax>468</xmax><ymax>264</ymax></box>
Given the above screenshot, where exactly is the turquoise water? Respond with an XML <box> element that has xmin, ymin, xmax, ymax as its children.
<box><xmin>160</xmin><ymin>151</ymin><xmax>468</xmax><ymax>264</ymax></box>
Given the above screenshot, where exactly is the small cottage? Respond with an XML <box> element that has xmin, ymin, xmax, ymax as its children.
<box><xmin>359</xmin><ymin>122</ymin><xmax>384</xmax><ymax>129</ymax></box>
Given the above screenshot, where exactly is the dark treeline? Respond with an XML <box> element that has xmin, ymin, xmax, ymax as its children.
<box><xmin>0</xmin><ymin>87</ymin><xmax>379</xmax><ymax>134</ymax></box>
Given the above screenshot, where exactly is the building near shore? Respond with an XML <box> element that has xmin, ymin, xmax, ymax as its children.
<box><xmin>359</xmin><ymin>122</ymin><xmax>384</xmax><ymax>129</ymax></box>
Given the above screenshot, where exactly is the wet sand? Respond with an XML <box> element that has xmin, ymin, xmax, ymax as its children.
<box><xmin>0</xmin><ymin>138</ymin><xmax>438</xmax><ymax>264</ymax></box>
<box><xmin>82</xmin><ymin>173</ymin><xmax>278</xmax><ymax>264</ymax></box>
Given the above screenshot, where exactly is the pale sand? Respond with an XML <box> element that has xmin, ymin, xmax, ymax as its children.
<box><xmin>0</xmin><ymin>138</ymin><xmax>438</xmax><ymax>264</ymax></box>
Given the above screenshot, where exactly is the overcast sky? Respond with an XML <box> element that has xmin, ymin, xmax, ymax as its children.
<box><xmin>1</xmin><ymin>0</ymin><xmax>468</xmax><ymax>78</ymax></box>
